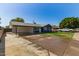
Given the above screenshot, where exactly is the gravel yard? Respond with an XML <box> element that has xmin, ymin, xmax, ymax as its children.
<box><xmin>23</xmin><ymin>34</ymin><xmax>70</xmax><ymax>56</ymax></box>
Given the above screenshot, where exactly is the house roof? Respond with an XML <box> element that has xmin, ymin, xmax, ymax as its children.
<box><xmin>44</xmin><ymin>24</ymin><xmax>52</xmax><ymax>27</ymax></box>
<box><xmin>10</xmin><ymin>21</ymin><xmax>43</xmax><ymax>27</ymax></box>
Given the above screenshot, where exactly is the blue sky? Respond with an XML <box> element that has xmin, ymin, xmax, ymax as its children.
<box><xmin>0</xmin><ymin>3</ymin><xmax>79</xmax><ymax>27</ymax></box>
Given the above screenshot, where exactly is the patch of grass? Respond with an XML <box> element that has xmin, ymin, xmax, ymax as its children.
<box><xmin>41</xmin><ymin>32</ymin><xmax>74</xmax><ymax>40</ymax></box>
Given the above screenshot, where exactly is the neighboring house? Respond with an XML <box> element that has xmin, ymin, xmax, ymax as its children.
<box><xmin>52</xmin><ymin>25</ymin><xmax>59</xmax><ymax>32</ymax></box>
<box><xmin>41</xmin><ymin>24</ymin><xmax>52</xmax><ymax>32</ymax></box>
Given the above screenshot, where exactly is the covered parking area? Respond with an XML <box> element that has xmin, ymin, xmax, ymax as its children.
<box><xmin>11</xmin><ymin>22</ymin><xmax>42</xmax><ymax>35</ymax></box>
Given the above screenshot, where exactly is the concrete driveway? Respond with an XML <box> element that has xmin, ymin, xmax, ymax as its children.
<box><xmin>5</xmin><ymin>33</ymin><xmax>37</xmax><ymax>56</ymax></box>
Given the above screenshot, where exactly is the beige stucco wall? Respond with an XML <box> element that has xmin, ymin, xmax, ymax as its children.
<box><xmin>12</xmin><ymin>26</ymin><xmax>33</xmax><ymax>34</ymax></box>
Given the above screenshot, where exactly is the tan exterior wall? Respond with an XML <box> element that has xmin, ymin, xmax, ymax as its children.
<box><xmin>12</xmin><ymin>26</ymin><xmax>33</xmax><ymax>34</ymax></box>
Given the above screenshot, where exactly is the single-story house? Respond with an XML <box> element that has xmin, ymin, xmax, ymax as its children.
<box><xmin>52</xmin><ymin>25</ymin><xmax>59</xmax><ymax>32</ymax></box>
<box><xmin>10</xmin><ymin>22</ymin><xmax>42</xmax><ymax>35</ymax></box>
<box><xmin>9</xmin><ymin>22</ymin><xmax>57</xmax><ymax>35</ymax></box>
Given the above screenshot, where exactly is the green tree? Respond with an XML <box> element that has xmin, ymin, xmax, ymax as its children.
<box><xmin>11</xmin><ymin>17</ymin><xmax>24</xmax><ymax>23</ymax></box>
<box><xmin>59</xmin><ymin>17</ymin><xmax>79</xmax><ymax>29</ymax></box>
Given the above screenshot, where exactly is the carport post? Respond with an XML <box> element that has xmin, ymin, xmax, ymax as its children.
<box><xmin>39</xmin><ymin>28</ymin><xmax>41</xmax><ymax>33</ymax></box>
<box><xmin>15</xmin><ymin>26</ymin><xmax>18</xmax><ymax>37</ymax></box>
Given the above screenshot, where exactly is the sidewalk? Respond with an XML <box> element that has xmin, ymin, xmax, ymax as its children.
<box><xmin>73</xmin><ymin>32</ymin><xmax>79</xmax><ymax>41</ymax></box>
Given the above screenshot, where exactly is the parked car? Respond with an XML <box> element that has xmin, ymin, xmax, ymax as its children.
<box><xmin>58</xmin><ymin>29</ymin><xmax>73</xmax><ymax>32</ymax></box>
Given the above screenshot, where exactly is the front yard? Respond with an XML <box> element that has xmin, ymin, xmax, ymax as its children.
<box><xmin>22</xmin><ymin>32</ymin><xmax>74</xmax><ymax>55</ymax></box>
<box><xmin>6</xmin><ymin>32</ymin><xmax>79</xmax><ymax>56</ymax></box>
<box><xmin>41</xmin><ymin>32</ymin><xmax>74</xmax><ymax>40</ymax></box>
